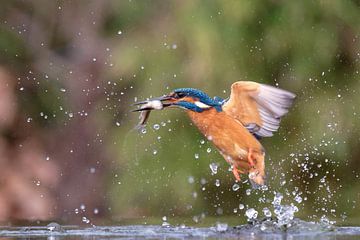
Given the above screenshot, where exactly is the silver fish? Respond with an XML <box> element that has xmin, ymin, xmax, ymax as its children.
<box><xmin>134</xmin><ymin>100</ymin><xmax>164</xmax><ymax>128</ymax></box>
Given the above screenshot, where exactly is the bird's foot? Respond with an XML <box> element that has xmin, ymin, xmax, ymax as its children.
<box><xmin>248</xmin><ymin>148</ymin><xmax>256</xmax><ymax>168</ymax></box>
<box><xmin>232</xmin><ymin>165</ymin><xmax>244</xmax><ymax>182</ymax></box>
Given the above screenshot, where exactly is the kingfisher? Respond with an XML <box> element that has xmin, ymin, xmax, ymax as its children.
<box><xmin>133</xmin><ymin>81</ymin><xmax>296</xmax><ymax>187</ymax></box>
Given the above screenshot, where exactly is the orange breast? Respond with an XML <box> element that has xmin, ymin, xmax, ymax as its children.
<box><xmin>187</xmin><ymin>108</ymin><xmax>263</xmax><ymax>170</ymax></box>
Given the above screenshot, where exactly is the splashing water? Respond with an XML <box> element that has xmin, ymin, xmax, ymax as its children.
<box><xmin>162</xmin><ymin>216</ymin><xmax>170</xmax><ymax>227</ymax></box>
<box><xmin>215</xmin><ymin>222</ymin><xmax>228</xmax><ymax>232</ymax></box>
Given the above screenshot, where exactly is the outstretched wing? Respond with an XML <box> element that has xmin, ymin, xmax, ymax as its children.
<box><xmin>222</xmin><ymin>81</ymin><xmax>296</xmax><ymax>138</ymax></box>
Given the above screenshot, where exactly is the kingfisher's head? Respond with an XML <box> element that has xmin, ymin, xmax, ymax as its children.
<box><xmin>133</xmin><ymin>88</ymin><xmax>224</xmax><ymax>113</ymax></box>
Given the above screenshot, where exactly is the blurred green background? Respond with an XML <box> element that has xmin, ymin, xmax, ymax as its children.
<box><xmin>0</xmin><ymin>0</ymin><xmax>359</xmax><ymax>226</ymax></box>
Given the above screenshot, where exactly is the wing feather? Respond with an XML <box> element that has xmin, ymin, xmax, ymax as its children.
<box><xmin>222</xmin><ymin>81</ymin><xmax>296</xmax><ymax>138</ymax></box>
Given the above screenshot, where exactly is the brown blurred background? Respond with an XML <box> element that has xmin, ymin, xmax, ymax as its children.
<box><xmin>0</xmin><ymin>0</ymin><xmax>359</xmax><ymax>225</ymax></box>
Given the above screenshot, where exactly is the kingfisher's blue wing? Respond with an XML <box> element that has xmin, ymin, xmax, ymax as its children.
<box><xmin>222</xmin><ymin>81</ymin><xmax>296</xmax><ymax>138</ymax></box>
<box><xmin>214</xmin><ymin>96</ymin><xmax>228</xmax><ymax>104</ymax></box>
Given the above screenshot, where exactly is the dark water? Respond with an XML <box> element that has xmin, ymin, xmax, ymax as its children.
<box><xmin>1</xmin><ymin>221</ymin><xmax>360</xmax><ymax>240</ymax></box>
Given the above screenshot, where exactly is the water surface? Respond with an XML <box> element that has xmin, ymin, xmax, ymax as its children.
<box><xmin>1</xmin><ymin>221</ymin><xmax>360</xmax><ymax>240</ymax></box>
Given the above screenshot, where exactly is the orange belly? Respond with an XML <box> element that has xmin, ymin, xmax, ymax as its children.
<box><xmin>187</xmin><ymin>108</ymin><xmax>264</xmax><ymax>172</ymax></box>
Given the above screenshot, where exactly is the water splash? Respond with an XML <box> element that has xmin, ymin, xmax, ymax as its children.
<box><xmin>236</xmin><ymin>191</ymin><xmax>337</xmax><ymax>234</ymax></box>
<box><xmin>215</xmin><ymin>222</ymin><xmax>228</xmax><ymax>232</ymax></box>
<box><xmin>161</xmin><ymin>216</ymin><xmax>170</xmax><ymax>227</ymax></box>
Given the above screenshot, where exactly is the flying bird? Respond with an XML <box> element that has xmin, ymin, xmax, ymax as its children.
<box><xmin>133</xmin><ymin>81</ymin><xmax>296</xmax><ymax>187</ymax></box>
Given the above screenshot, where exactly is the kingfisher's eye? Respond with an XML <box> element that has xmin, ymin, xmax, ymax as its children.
<box><xmin>175</xmin><ymin>92</ymin><xmax>186</xmax><ymax>98</ymax></box>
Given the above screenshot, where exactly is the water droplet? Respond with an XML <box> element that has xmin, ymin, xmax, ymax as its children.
<box><xmin>45</xmin><ymin>156</ymin><xmax>50</xmax><ymax>161</ymax></box>
<box><xmin>90</xmin><ymin>167</ymin><xmax>96</xmax><ymax>173</ymax></box>
<box><xmin>117</xmin><ymin>30</ymin><xmax>122</xmax><ymax>35</ymax></box>
<box><xmin>209</xmin><ymin>163</ymin><xmax>218</xmax><ymax>175</ymax></box>
<box><xmin>82</xmin><ymin>216</ymin><xmax>90</xmax><ymax>223</ymax></box>
<box><xmin>248</xmin><ymin>171</ymin><xmax>257</xmax><ymax>180</ymax></box>
<box><xmin>92</xmin><ymin>58</ymin><xmax>97</xmax><ymax>62</ymax></box>
<box><xmin>194</xmin><ymin>153</ymin><xmax>199</xmax><ymax>159</ymax></box>
<box><xmin>239</xmin><ymin>204</ymin><xmax>245</xmax><ymax>210</ymax></box>
<box><xmin>152</xmin><ymin>149</ymin><xmax>158</xmax><ymax>155</ymax></box>
<box><xmin>262</xmin><ymin>207</ymin><xmax>272</xmax><ymax>217</ymax></box>
<box><xmin>215</xmin><ymin>179</ymin><xmax>220</xmax><ymax>187</ymax></box>
<box><xmin>294</xmin><ymin>195</ymin><xmax>303</xmax><ymax>203</ymax></box>
<box><xmin>60</xmin><ymin>88</ymin><xmax>66</xmax><ymax>92</ymax></box>
<box><xmin>245</xmin><ymin>208</ymin><xmax>258</xmax><ymax>220</ymax></box>
<box><xmin>200</xmin><ymin>139</ymin><xmax>205</xmax><ymax>144</ymax></box>
<box><xmin>246</xmin><ymin>189</ymin><xmax>251</xmax><ymax>195</ymax></box>
<box><xmin>141</xmin><ymin>128</ymin><xmax>147</xmax><ymax>134</ymax></box>
<box><xmin>232</xmin><ymin>183</ymin><xmax>240</xmax><ymax>191</ymax></box>
<box><xmin>206</xmin><ymin>148</ymin><xmax>212</xmax><ymax>153</ymax></box>
<box><xmin>35</xmin><ymin>180</ymin><xmax>41</xmax><ymax>186</ymax></box>
<box><xmin>115</xmin><ymin>122</ymin><xmax>121</xmax><ymax>126</ymax></box>
<box><xmin>200</xmin><ymin>178</ymin><xmax>207</xmax><ymax>185</ymax></box>
<box><xmin>272</xmin><ymin>192</ymin><xmax>283</xmax><ymax>206</ymax></box>
<box><xmin>153</xmin><ymin>124</ymin><xmax>160</xmax><ymax>130</ymax></box>
<box><xmin>26</xmin><ymin>117</ymin><xmax>32</xmax><ymax>123</ymax></box>
<box><xmin>188</xmin><ymin>176</ymin><xmax>195</xmax><ymax>184</ymax></box>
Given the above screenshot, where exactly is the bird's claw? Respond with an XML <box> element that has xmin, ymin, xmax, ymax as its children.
<box><xmin>232</xmin><ymin>165</ymin><xmax>244</xmax><ymax>182</ymax></box>
<box><xmin>248</xmin><ymin>148</ymin><xmax>256</xmax><ymax>168</ymax></box>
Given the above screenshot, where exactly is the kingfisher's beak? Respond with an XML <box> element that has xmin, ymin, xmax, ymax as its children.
<box><xmin>132</xmin><ymin>95</ymin><xmax>172</xmax><ymax>106</ymax></box>
<box><xmin>131</xmin><ymin>95</ymin><xmax>174</xmax><ymax>112</ymax></box>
